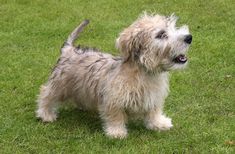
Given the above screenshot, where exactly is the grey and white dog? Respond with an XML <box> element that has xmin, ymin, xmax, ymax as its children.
<box><xmin>36</xmin><ymin>13</ymin><xmax>192</xmax><ymax>138</ymax></box>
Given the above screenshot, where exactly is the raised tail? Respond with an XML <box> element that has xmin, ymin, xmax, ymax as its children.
<box><xmin>62</xmin><ymin>19</ymin><xmax>89</xmax><ymax>49</ymax></box>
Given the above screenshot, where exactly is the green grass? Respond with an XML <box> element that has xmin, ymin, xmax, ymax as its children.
<box><xmin>0</xmin><ymin>0</ymin><xmax>234</xmax><ymax>153</ymax></box>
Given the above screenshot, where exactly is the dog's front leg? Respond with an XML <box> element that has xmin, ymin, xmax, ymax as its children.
<box><xmin>144</xmin><ymin>107</ymin><xmax>173</xmax><ymax>131</ymax></box>
<box><xmin>99</xmin><ymin>106</ymin><xmax>127</xmax><ymax>139</ymax></box>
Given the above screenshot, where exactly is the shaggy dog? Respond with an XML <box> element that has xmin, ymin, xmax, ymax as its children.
<box><xmin>36</xmin><ymin>13</ymin><xmax>192</xmax><ymax>138</ymax></box>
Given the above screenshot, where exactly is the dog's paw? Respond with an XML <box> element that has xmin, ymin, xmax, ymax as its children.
<box><xmin>36</xmin><ymin>109</ymin><xmax>57</xmax><ymax>122</ymax></box>
<box><xmin>105</xmin><ymin>125</ymin><xmax>127</xmax><ymax>139</ymax></box>
<box><xmin>146</xmin><ymin>115</ymin><xmax>173</xmax><ymax>131</ymax></box>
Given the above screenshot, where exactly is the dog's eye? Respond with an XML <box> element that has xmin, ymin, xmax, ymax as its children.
<box><xmin>156</xmin><ymin>30</ymin><xmax>167</xmax><ymax>39</ymax></box>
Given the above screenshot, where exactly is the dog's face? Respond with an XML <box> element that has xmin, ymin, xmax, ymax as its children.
<box><xmin>116</xmin><ymin>14</ymin><xmax>192</xmax><ymax>72</ymax></box>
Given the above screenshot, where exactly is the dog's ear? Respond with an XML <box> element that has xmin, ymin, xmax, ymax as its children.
<box><xmin>116</xmin><ymin>30</ymin><xmax>142</xmax><ymax>62</ymax></box>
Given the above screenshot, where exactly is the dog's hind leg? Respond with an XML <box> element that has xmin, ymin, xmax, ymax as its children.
<box><xmin>36</xmin><ymin>83</ymin><xmax>62</xmax><ymax>122</ymax></box>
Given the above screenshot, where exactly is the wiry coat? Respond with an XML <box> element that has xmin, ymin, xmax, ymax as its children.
<box><xmin>41</xmin><ymin>44</ymin><xmax>169</xmax><ymax>118</ymax></box>
<box><xmin>36</xmin><ymin>14</ymin><xmax>192</xmax><ymax>138</ymax></box>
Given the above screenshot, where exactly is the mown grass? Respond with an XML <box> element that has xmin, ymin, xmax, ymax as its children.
<box><xmin>0</xmin><ymin>0</ymin><xmax>234</xmax><ymax>153</ymax></box>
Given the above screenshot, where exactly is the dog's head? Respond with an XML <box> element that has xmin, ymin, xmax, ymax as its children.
<box><xmin>116</xmin><ymin>13</ymin><xmax>192</xmax><ymax>72</ymax></box>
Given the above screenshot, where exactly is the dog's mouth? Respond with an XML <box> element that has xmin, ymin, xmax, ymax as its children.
<box><xmin>173</xmin><ymin>54</ymin><xmax>187</xmax><ymax>64</ymax></box>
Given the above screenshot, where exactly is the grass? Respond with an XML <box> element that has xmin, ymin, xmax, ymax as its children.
<box><xmin>0</xmin><ymin>0</ymin><xmax>234</xmax><ymax>153</ymax></box>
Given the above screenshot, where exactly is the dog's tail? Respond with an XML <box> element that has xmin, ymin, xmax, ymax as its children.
<box><xmin>62</xmin><ymin>19</ymin><xmax>89</xmax><ymax>49</ymax></box>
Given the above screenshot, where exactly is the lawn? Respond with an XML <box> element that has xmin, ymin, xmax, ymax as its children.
<box><xmin>0</xmin><ymin>0</ymin><xmax>234</xmax><ymax>153</ymax></box>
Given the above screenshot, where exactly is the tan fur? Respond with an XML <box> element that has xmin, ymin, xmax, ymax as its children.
<box><xmin>36</xmin><ymin>13</ymin><xmax>192</xmax><ymax>138</ymax></box>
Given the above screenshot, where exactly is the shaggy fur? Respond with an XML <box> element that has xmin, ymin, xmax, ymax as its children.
<box><xmin>36</xmin><ymin>13</ymin><xmax>192</xmax><ymax>138</ymax></box>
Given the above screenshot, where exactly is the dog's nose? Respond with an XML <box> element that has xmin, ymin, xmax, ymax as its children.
<box><xmin>184</xmin><ymin>34</ymin><xmax>192</xmax><ymax>44</ymax></box>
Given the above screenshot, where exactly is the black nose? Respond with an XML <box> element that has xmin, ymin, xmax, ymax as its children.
<box><xmin>184</xmin><ymin>34</ymin><xmax>192</xmax><ymax>44</ymax></box>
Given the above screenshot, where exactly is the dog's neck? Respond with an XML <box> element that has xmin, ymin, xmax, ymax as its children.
<box><xmin>120</xmin><ymin>59</ymin><xmax>167</xmax><ymax>77</ymax></box>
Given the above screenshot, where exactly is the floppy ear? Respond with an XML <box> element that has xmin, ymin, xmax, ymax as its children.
<box><xmin>116</xmin><ymin>30</ymin><xmax>142</xmax><ymax>62</ymax></box>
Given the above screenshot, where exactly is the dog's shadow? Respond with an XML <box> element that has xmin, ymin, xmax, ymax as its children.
<box><xmin>54</xmin><ymin>108</ymin><xmax>150</xmax><ymax>137</ymax></box>
<box><xmin>55</xmin><ymin>108</ymin><xmax>103</xmax><ymax>134</ymax></box>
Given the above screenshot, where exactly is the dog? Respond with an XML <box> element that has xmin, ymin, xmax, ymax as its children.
<box><xmin>36</xmin><ymin>13</ymin><xmax>192</xmax><ymax>138</ymax></box>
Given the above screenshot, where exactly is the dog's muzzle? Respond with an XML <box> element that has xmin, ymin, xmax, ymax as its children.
<box><xmin>173</xmin><ymin>54</ymin><xmax>187</xmax><ymax>64</ymax></box>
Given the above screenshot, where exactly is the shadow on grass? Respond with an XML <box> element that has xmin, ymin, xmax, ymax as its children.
<box><xmin>35</xmin><ymin>106</ymin><xmax>171</xmax><ymax>140</ymax></box>
<box><xmin>53</xmin><ymin>108</ymin><xmax>103</xmax><ymax>134</ymax></box>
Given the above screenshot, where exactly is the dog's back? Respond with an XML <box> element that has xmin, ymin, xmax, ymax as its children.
<box><xmin>52</xmin><ymin>45</ymin><xmax>122</xmax><ymax>110</ymax></box>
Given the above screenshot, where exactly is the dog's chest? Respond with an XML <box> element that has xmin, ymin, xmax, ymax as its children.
<box><xmin>121</xmin><ymin>73</ymin><xmax>169</xmax><ymax>112</ymax></box>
